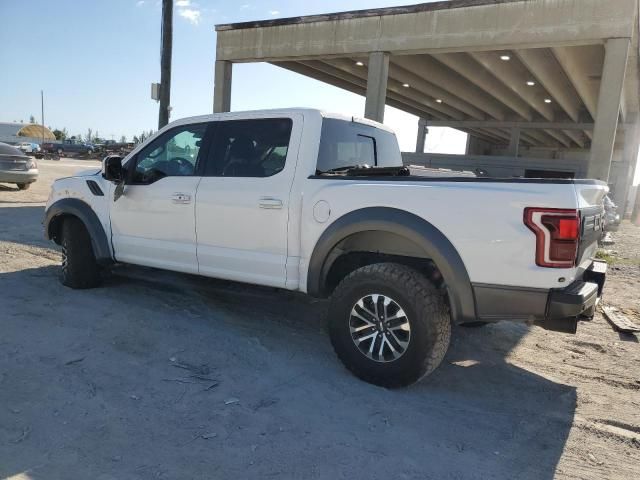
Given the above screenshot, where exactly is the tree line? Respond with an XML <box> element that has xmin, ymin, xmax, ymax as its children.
<box><xmin>24</xmin><ymin>113</ymin><xmax>154</xmax><ymax>145</ymax></box>
<box><xmin>49</xmin><ymin>126</ymin><xmax>155</xmax><ymax>145</ymax></box>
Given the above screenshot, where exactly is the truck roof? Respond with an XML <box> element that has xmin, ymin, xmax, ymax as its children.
<box><xmin>163</xmin><ymin>108</ymin><xmax>396</xmax><ymax>134</ymax></box>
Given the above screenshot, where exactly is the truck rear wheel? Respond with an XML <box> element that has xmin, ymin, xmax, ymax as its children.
<box><xmin>60</xmin><ymin>217</ymin><xmax>102</xmax><ymax>289</ymax></box>
<box><xmin>16</xmin><ymin>183</ymin><xmax>30</xmax><ymax>190</ymax></box>
<box><xmin>328</xmin><ymin>262</ymin><xmax>451</xmax><ymax>388</ymax></box>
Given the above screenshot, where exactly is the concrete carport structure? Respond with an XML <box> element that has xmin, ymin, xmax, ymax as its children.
<box><xmin>214</xmin><ymin>0</ymin><xmax>640</xmax><ymax>210</ymax></box>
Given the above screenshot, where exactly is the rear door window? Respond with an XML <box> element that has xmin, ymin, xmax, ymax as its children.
<box><xmin>205</xmin><ymin>118</ymin><xmax>293</xmax><ymax>177</ymax></box>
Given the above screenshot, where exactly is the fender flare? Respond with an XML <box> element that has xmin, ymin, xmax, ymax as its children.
<box><xmin>306</xmin><ymin>207</ymin><xmax>477</xmax><ymax>324</ymax></box>
<box><xmin>43</xmin><ymin>198</ymin><xmax>113</xmax><ymax>265</ymax></box>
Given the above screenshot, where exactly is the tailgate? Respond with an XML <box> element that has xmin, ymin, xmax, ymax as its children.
<box><xmin>574</xmin><ymin>180</ymin><xmax>608</xmax><ymax>265</ymax></box>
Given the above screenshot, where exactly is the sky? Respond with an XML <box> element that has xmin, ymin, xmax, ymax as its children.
<box><xmin>0</xmin><ymin>0</ymin><xmax>465</xmax><ymax>154</ymax></box>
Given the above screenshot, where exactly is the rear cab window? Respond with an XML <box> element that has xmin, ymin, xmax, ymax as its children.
<box><xmin>316</xmin><ymin>118</ymin><xmax>403</xmax><ymax>173</ymax></box>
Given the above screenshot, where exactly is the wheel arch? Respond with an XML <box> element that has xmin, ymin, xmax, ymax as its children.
<box><xmin>306</xmin><ymin>207</ymin><xmax>476</xmax><ymax>324</ymax></box>
<box><xmin>44</xmin><ymin>198</ymin><xmax>113</xmax><ymax>265</ymax></box>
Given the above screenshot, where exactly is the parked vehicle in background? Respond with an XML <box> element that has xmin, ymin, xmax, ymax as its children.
<box><xmin>16</xmin><ymin>142</ymin><xmax>41</xmax><ymax>154</ymax></box>
<box><xmin>43</xmin><ymin>109</ymin><xmax>608</xmax><ymax>387</ymax></box>
<box><xmin>41</xmin><ymin>139</ymin><xmax>94</xmax><ymax>156</ymax></box>
<box><xmin>0</xmin><ymin>142</ymin><xmax>38</xmax><ymax>190</ymax></box>
<box><xmin>94</xmin><ymin>140</ymin><xmax>135</xmax><ymax>156</ymax></box>
<box><xmin>603</xmin><ymin>195</ymin><xmax>621</xmax><ymax>231</ymax></box>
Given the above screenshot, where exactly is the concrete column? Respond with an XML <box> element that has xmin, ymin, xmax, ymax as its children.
<box><xmin>632</xmin><ymin>186</ymin><xmax>640</xmax><ymax>224</ymax></box>
<box><xmin>617</xmin><ymin>115</ymin><xmax>639</xmax><ymax>213</ymax></box>
<box><xmin>415</xmin><ymin>118</ymin><xmax>427</xmax><ymax>153</ymax></box>
<box><xmin>507</xmin><ymin>128</ymin><xmax>520</xmax><ymax>157</ymax></box>
<box><xmin>364</xmin><ymin>52</ymin><xmax>389</xmax><ymax>122</ymax></box>
<box><xmin>588</xmin><ymin>38</ymin><xmax>630</xmax><ymax>181</ymax></box>
<box><xmin>213</xmin><ymin>60</ymin><xmax>232</xmax><ymax>113</ymax></box>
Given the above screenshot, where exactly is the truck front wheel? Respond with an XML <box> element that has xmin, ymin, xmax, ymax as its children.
<box><xmin>60</xmin><ymin>217</ymin><xmax>102</xmax><ymax>289</ymax></box>
<box><xmin>328</xmin><ymin>263</ymin><xmax>451</xmax><ymax>388</ymax></box>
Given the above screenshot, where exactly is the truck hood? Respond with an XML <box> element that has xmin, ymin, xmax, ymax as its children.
<box><xmin>73</xmin><ymin>168</ymin><xmax>101</xmax><ymax>177</ymax></box>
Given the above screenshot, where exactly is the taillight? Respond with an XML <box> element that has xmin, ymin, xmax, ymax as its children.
<box><xmin>524</xmin><ymin>208</ymin><xmax>580</xmax><ymax>268</ymax></box>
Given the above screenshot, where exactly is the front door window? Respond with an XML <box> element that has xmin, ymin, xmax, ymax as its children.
<box><xmin>131</xmin><ymin>124</ymin><xmax>208</xmax><ymax>184</ymax></box>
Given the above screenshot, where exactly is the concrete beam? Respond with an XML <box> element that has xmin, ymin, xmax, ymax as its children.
<box><xmin>543</xmin><ymin>129</ymin><xmax>572</xmax><ymax>148</ymax></box>
<box><xmin>562</xmin><ymin>130</ymin><xmax>586</xmax><ymax>148</ymax></box>
<box><xmin>276</xmin><ymin>61</ymin><xmax>447</xmax><ymax>121</ymax></box>
<box><xmin>552</xmin><ymin>46</ymin><xmax>600</xmax><ymax>120</ymax></box>
<box><xmin>364</xmin><ymin>52</ymin><xmax>389</xmax><ymax>122</ymax></box>
<box><xmin>324</xmin><ymin>58</ymin><xmax>464</xmax><ymax>120</ymax></box>
<box><xmin>519</xmin><ymin>131</ymin><xmax>545</xmax><ymax>147</ymax></box>
<box><xmin>523</xmin><ymin>129</ymin><xmax>560</xmax><ymax>147</ymax></box>
<box><xmin>215</xmin><ymin>0</ymin><xmax>637</xmax><ymax>62</ymax></box>
<box><xmin>467</xmin><ymin>128</ymin><xmax>510</xmax><ymax>145</ymax></box>
<box><xmin>392</xmin><ymin>55</ymin><xmax>506</xmax><ymax>120</ymax></box>
<box><xmin>469</xmin><ymin>51</ymin><xmax>555</xmax><ymax>121</ymax></box>
<box><xmin>425</xmin><ymin>120</ymin><xmax>594</xmax><ymax>130</ymax></box>
<box><xmin>516</xmin><ymin>48</ymin><xmax>583</xmax><ymax>122</ymax></box>
<box><xmin>213</xmin><ymin>60</ymin><xmax>232</xmax><ymax>113</ymax></box>
<box><xmin>433</xmin><ymin>52</ymin><xmax>533</xmax><ymax>120</ymax></box>
<box><xmin>588</xmin><ymin>38</ymin><xmax>630</xmax><ymax>181</ymax></box>
<box><xmin>385</xmin><ymin>62</ymin><xmax>485</xmax><ymax>120</ymax></box>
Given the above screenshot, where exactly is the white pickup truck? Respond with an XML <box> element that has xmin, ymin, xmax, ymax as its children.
<box><xmin>44</xmin><ymin>109</ymin><xmax>607</xmax><ymax>387</ymax></box>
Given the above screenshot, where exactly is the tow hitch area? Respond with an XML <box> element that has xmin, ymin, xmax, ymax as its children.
<box><xmin>536</xmin><ymin>260</ymin><xmax>608</xmax><ymax>334</ymax></box>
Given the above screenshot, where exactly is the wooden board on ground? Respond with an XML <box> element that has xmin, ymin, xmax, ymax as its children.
<box><xmin>602</xmin><ymin>305</ymin><xmax>640</xmax><ymax>333</ymax></box>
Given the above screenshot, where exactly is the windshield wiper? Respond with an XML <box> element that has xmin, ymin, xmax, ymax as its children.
<box><xmin>316</xmin><ymin>164</ymin><xmax>410</xmax><ymax>177</ymax></box>
<box><xmin>316</xmin><ymin>164</ymin><xmax>368</xmax><ymax>175</ymax></box>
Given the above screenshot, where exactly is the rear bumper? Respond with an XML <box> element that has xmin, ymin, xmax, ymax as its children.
<box><xmin>538</xmin><ymin>279</ymin><xmax>599</xmax><ymax>333</ymax></box>
<box><xmin>0</xmin><ymin>169</ymin><xmax>38</xmax><ymax>184</ymax></box>
<box><xmin>472</xmin><ymin>260</ymin><xmax>607</xmax><ymax>333</ymax></box>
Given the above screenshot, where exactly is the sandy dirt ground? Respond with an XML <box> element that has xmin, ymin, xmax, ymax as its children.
<box><xmin>0</xmin><ymin>160</ymin><xmax>639</xmax><ymax>480</ymax></box>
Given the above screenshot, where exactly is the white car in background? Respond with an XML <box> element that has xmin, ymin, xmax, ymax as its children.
<box><xmin>17</xmin><ymin>142</ymin><xmax>40</xmax><ymax>154</ymax></box>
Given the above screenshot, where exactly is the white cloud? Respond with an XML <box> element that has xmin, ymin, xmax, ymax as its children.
<box><xmin>176</xmin><ymin>0</ymin><xmax>190</xmax><ymax>6</ymax></box>
<box><xmin>269</xmin><ymin>10</ymin><xmax>280</xmax><ymax>15</ymax></box>
<box><xmin>136</xmin><ymin>0</ymin><xmax>145</xmax><ymax>6</ymax></box>
<box><xmin>179</xmin><ymin>8</ymin><xmax>201</xmax><ymax>25</ymax></box>
<box><xmin>241</xmin><ymin>4</ymin><xmax>250</xmax><ymax>9</ymax></box>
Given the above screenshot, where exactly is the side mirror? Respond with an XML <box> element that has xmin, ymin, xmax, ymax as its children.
<box><xmin>103</xmin><ymin>155</ymin><xmax>123</xmax><ymax>182</ymax></box>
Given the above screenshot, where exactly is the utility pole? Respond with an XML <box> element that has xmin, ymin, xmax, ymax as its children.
<box><xmin>158</xmin><ymin>0</ymin><xmax>173</xmax><ymax>129</ymax></box>
<box><xmin>41</xmin><ymin>90</ymin><xmax>45</xmax><ymax>145</ymax></box>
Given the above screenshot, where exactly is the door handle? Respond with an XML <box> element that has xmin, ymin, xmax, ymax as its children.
<box><xmin>171</xmin><ymin>192</ymin><xmax>192</xmax><ymax>204</ymax></box>
<box><xmin>258</xmin><ymin>197</ymin><xmax>283</xmax><ymax>209</ymax></box>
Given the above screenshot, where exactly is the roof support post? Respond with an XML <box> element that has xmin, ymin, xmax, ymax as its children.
<box><xmin>507</xmin><ymin>127</ymin><xmax>520</xmax><ymax>157</ymax></box>
<box><xmin>364</xmin><ymin>52</ymin><xmax>389</xmax><ymax>122</ymax></box>
<box><xmin>213</xmin><ymin>60</ymin><xmax>232</xmax><ymax>113</ymax></box>
<box><xmin>415</xmin><ymin>118</ymin><xmax>427</xmax><ymax>153</ymax></box>
<box><xmin>588</xmin><ymin>38</ymin><xmax>630</xmax><ymax>181</ymax></box>
<box><xmin>616</xmin><ymin>114</ymin><xmax>640</xmax><ymax>213</ymax></box>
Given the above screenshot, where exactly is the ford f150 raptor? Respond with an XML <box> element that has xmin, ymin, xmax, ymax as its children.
<box><xmin>44</xmin><ymin>109</ymin><xmax>607</xmax><ymax>387</ymax></box>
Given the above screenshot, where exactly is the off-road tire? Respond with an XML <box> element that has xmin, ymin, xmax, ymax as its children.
<box><xmin>60</xmin><ymin>217</ymin><xmax>102</xmax><ymax>289</ymax></box>
<box><xmin>328</xmin><ymin>262</ymin><xmax>451</xmax><ymax>388</ymax></box>
<box><xmin>16</xmin><ymin>183</ymin><xmax>30</xmax><ymax>190</ymax></box>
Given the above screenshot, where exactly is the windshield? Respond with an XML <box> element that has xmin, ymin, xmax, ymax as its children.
<box><xmin>316</xmin><ymin>118</ymin><xmax>402</xmax><ymax>172</ymax></box>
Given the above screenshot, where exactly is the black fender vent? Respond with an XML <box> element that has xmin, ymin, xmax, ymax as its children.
<box><xmin>86</xmin><ymin>180</ymin><xmax>104</xmax><ymax>196</ymax></box>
